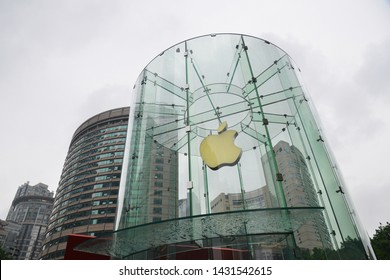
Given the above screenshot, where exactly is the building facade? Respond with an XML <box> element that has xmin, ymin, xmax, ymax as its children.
<box><xmin>40</xmin><ymin>107</ymin><xmax>129</xmax><ymax>259</ymax></box>
<box><xmin>211</xmin><ymin>186</ymin><xmax>271</xmax><ymax>213</ymax></box>
<box><xmin>0</xmin><ymin>219</ymin><xmax>21</xmax><ymax>259</ymax></box>
<box><xmin>117</xmin><ymin>115</ymin><xmax>179</xmax><ymax>229</ymax></box>
<box><xmin>75</xmin><ymin>34</ymin><xmax>374</xmax><ymax>260</ymax></box>
<box><xmin>272</xmin><ymin>141</ymin><xmax>332</xmax><ymax>251</ymax></box>
<box><xmin>4</xmin><ymin>182</ymin><xmax>53</xmax><ymax>259</ymax></box>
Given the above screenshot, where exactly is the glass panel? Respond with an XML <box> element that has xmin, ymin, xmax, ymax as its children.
<box><xmin>106</xmin><ymin>34</ymin><xmax>372</xmax><ymax>259</ymax></box>
<box><xmin>77</xmin><ymin>207</ymin><xmax>325</xmax><ymax>259</ymax></box>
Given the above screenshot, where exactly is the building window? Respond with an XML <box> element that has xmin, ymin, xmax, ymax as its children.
<box><xmin>154</xmin><ymin>181</ymin><xmax>163</xmax><ymax>188</ymax></box>
<box><xmin>92</xmin><ymin>192</ymin><xmax>103</xmax><ymax>198</ymax></box>
<box><xmin>233</xmin><ymin>200</ymin><xmax>242</xmax><ymax>206</ymax></box>
<box><xmin>154</xmin><ymin>198</ymin><xmax>162</xmax><ymax>205</ymax></box>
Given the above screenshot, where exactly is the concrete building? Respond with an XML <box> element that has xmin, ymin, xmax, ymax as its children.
<box><xmin>211</xmin><ymin>186</ymin><xmax>271</xmax><ymax>213</ymax></box>
<box><xmin>116</xmin><ymin>113</ymin><xmax>179</xmax><ymax>229</ymax></box>
<box><xmin>5</xmin><ymin>182</ymin><xmax>54</xmax><ymax>259</ymax></box>
<box><xmin>210</xmin><ymin>141</ymin><xmax>332</xmax><ymax>255</ymax></box>
<box><xmin>272</xmin><ymin>141</ymin><xmax>332</xmax><ymax>250</ymax></box>
<box><xmin>40</xmin><ymin>107</ymin><xmax>129</xmax><ymax>259</ymax></box>
<box><xmin>0</xmin><ymin>219</ymin><xmax>21</xmax><ymax>259</ymax></box>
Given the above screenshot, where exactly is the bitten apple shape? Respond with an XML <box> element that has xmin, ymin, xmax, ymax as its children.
<box><xmin>200</xmin><ymin>121</ymin><xmax>242</xmax><ymax>170</ymax></box>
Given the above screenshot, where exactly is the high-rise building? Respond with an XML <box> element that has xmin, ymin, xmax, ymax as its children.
<box><xmin>74</xmin><ymin>34</ymin><xmax>374</xmax><ymax>259</ymax></box>
<box><xmin>40</xmin><ymin>107</ymin><xmax>129</xmax><ymax>259</ymax></box>
<box><xmin>5</xmin><ymin>182</ymin><xmax>54</xmax><ymax>259</ymax></box>
<box><xmin>271</xmin><ymin>141</ymin><xmax>332</xmax><ymax>251</ymax></box>
<box><xmin>0</xmin><ymin>220</ymin><xmax>6</xmax><ymax>245</ymax></box>
<box><xmin>116</xmin><ymin>115</ymin><xmax>179</xmax><ymax>229</ymax></box>
<box><xmin>211</xmin><ymin>186</ymin><xmax>271</xmax><ymax>213</ymax></box>
<box><xmin>0</xmin><ymin>219</ymin><xmax>21</xmax><ymax>259</ymax></box>
<box><xmin>211</xmin><ymin>140</ymin><xmax>333</xmax><ymax>253</ymax></box>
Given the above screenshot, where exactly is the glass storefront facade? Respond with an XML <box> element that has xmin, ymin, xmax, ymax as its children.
<box><xmin>77</xmin><ymin>34</ymin><xmax>374</xmax><ymax>259</ymax></box>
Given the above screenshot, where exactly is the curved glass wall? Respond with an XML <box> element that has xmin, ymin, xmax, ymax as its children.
<box><xmin>77</xmin><ymin>34</ymin><xmax>374</xmax><ymax>259</ymax></box>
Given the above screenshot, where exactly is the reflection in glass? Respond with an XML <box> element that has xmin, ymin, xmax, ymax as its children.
<box><xmin>77</xmin><ymin>34</ymin><xmax>374</xmax><ymax>260</ymax></box>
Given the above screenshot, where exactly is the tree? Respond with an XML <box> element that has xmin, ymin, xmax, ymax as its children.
<box><xmin>0</xmin><ymin>246</ymin><xmax>10</xmax><ymax>260</ymax></box>
<box><xmin>371</xmin><ymin>222</ymin><xmax>390</xmax><ymax>260</ymax></box>
<box><xmin>300</xmin><ymin>237</ymin><xmax>367</xmax><ymax>260</ymax></box>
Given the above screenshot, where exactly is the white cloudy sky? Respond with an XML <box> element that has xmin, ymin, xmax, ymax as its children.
<box><xmin>0</xmin><ymin>0</ymin><xmax>389</xmax><ymax>237</ymax></box>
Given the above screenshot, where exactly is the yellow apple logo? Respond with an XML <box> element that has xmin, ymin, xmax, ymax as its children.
<box><xmin>200</xmin><ymin>121</ymin><xmax>242</xmax><ymax>170</ymax></box>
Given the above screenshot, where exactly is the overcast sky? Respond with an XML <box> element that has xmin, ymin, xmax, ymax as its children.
<box><xmin>0</xmin><ymin>0</ymin><xmax>389</xmax><ymax>237</ymax></box>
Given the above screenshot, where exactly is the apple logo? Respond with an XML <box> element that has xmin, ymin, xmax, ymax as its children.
<box><xmin>200</xmin><ymin>121</ymin><xmax>242</xmax><ymax>170</ymax></box>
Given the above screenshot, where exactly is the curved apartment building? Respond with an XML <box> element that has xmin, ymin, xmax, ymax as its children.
<box><xmin>40</xmin><ymin>107</ymin><xmax>129</xmax><ymax>259</ymax></box>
